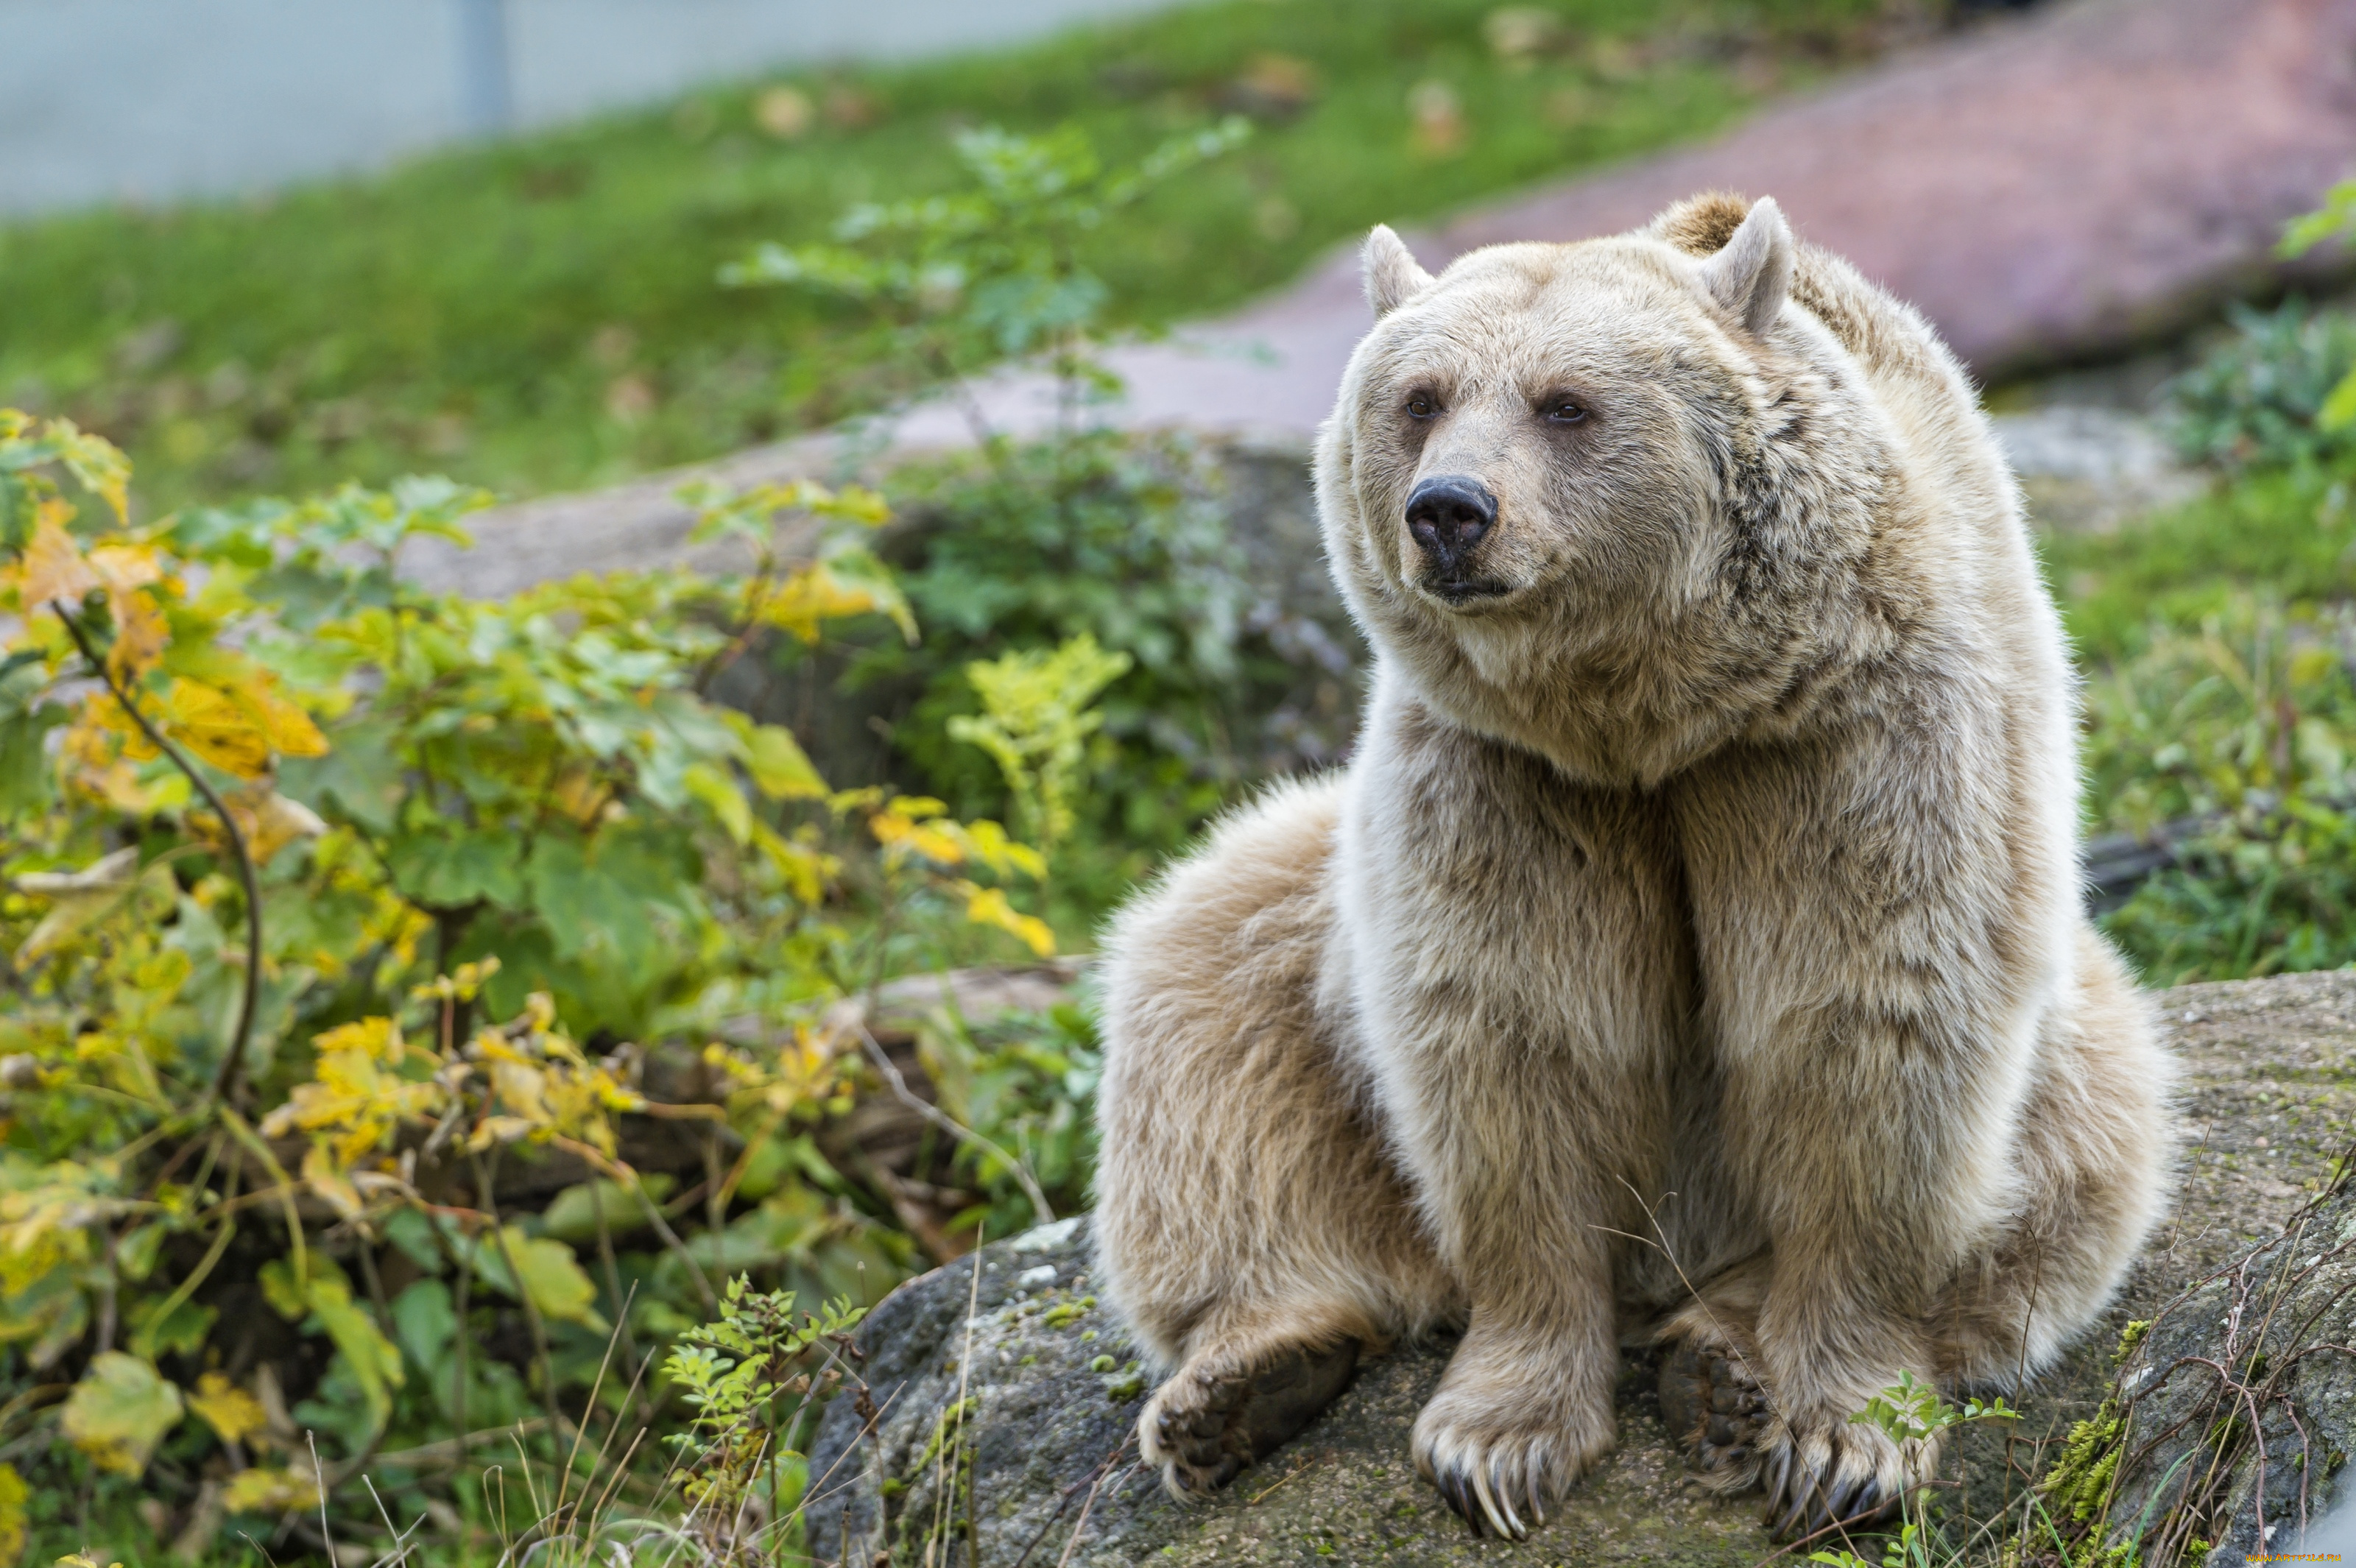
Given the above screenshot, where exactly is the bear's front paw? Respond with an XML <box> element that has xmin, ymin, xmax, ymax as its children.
<box><xmin>1138</xmin><ymin>1338</ymin><xmax>1360</xmax><ymax>1500</ymax></box>
<box><xmin>1411</xmin><ymin>1381</ymin><xmax>1614</xmax><ymax>1540</ymax></box>
<box><xmin>1760</xmin><ymin>1409</ymin><xmax>1937</xmax><ymax>1543</ymax></box>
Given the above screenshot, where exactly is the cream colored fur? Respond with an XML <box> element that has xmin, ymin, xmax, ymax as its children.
<box><xmin>1092</xmin><ymin>194</ymin><xmax>2174</xmax><ymax>1535</ymax></box>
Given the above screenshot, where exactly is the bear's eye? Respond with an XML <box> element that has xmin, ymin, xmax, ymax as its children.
<box><xmin>1405</xmin><ymin>394</ymin><xmax>1437</xmax><ymax>420</ymax></box>
<box><xmin>1545</xmin><ymin>398</ymin><xmax>1589</xmax><ymax>425</ymax></box>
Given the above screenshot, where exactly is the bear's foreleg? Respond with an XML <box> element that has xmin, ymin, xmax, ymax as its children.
<box><xmin>1339</xmin><ymin>719</ymin><xmax>1692</xmax><ymax>1539</ymax></box>
<box><xmin>1675</xmin><ymin>735</ymin><xmax>2145</xmax><ymax>1541</ymax></box>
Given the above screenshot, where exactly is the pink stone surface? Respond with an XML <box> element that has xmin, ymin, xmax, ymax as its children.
<box><xmin>417</xmin><ymin>0</ymin><xmax>2356</xmax><ymax>596</ymax></box>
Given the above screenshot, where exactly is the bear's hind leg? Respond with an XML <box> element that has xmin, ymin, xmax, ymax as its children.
<box><xmin>1135</xmin><ymin>1304</ymin><xmax>1367</xmax><ymax>1495</ymax></box>
<box><xmin>1093</xmin><ymin>780</ymin><xmax>1459</xmax><ymax>1500</ymax></box>
<box><xmin>1928</xmin><ymin>927</ymin><xmax>2175</xmax><ymax>1391</ymax></box>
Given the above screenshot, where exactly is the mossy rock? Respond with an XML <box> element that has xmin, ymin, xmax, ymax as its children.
<box><xmin>805</xmin><ymin>972</ymin><xmax>2356</xmax><ymax>1565</ymax></box>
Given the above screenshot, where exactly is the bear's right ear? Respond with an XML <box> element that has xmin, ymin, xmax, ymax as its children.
<box><xmin>1362</xmin><ymin>225</ymin><xmax>1433</xmax><ymax>317</ymax></box>
<box><xmin>1697</xmin><ymin>196</ymin><xmax>1793</xmax><ymax>338</ymax></box>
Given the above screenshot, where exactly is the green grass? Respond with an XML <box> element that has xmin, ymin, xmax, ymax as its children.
<box><xmin>2045</xmin><ymin>459</ymin><xmax>2356</xmax><ymax>660</ymax></box>
<box><xmin>0</xmin><ymin>0</ymin><xmax>1901</xmax><ymax>518</ymax></box>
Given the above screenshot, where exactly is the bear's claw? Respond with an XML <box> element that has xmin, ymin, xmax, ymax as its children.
<box><xmin>1138</xmin><ymin>1340</ymin><xmax>1359</xmax><ymax>1499</ymax></box>
<box><xmin>1430</xmin><ymin>1448</ymin><xmax>1547</xmax><ymax>1539</ymax></box>
<box><xmin>1760</xmin><ymin>1425</ymin><xmax>1916</xmax><ymax>1543</ymax></box>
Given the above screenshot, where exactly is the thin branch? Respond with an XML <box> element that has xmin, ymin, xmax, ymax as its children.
<box><xmin>858</xmin><ymin>1025</ymin><xmax>1052</xmax><ymax>1226</ymax></box>
<box><xmin>50</xmin><ymin>600</ymin><xmax>264</xmax><ymax>1105</ymax></box>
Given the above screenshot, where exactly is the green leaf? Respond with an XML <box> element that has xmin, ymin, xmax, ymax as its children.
<box><xmin>258</xmin><ymin>1252</ymin><xmax>350</xmax><ymax>1321</ymax></box>
<box><xmin>388</xmin><ymin>826</ymin><xmax>526</xmax><ymax>910</ymax></box>
<box><xmin>60</xmin><ymin>1352</ymin><xmax>183</xmax><ymax>1478</ymax></box>
<box><xmin>127</xmin><ymin>1296</ymin><xmax>216</xmax><ymax>1360</ymax></box>
<box><xmin>2282</xmin><ymin>179</ymin><xmax>2356</xmax><ymax>257</ymax></box>
<box><xmin>12</xmin><ymin>847</ymin><xmax>146</xmax><ymax>964</ymax></box>
<box><xmin>470</xmin><ymin>1224</ymin><xmax>607</xmax><ymax>1331</ymax></box>
<box><xmin>306</xmin><ymin>1272</ymin><xmax>405</xmax><ymax>1425</ymax></box>
<box><xmin>526</xmin><ymin>837</ymin><xmax>636</xmax><ymax>961</ymax></box>
<box><xmin>2320</xmin><ymin>364</ymin><xmax>2356</xmax><ymax>433</ymax></box>
<box><xmin>523</xmin><ymin>833</ymin><xmax>685</xmax><ymax>971</ymax></box>
<box><xmin>727</xmin><ymin>713</ymin><xmax>828</xmax><ymax>800</ymax></box>
<box><xmin>391</xmin><ymin>1277</ymin><xmax>457</xmax><ymax>1380</ymax></box>
<box><xmin>683</xmin><ymin>760</ymin><xmax>753</xmax><ymax>844</ymax></box>
<box><xmin>0</xmin><ymin>699</ymin><xmax>62</xmax><ymax>818</ymax></box>
<box><xmin>822</xmin><ymin>544</ymin><xmax>919</xmax><ymax>645</ymax></box>
<box><xmin>539</xmin><ymin>1174</ymin><xmax>675</xmax><ymax>1244</ymax></box>
<box><xmin>278</xmin><ymin>716</ymin><xmax>403</xmax><ymax>834</ymax></box>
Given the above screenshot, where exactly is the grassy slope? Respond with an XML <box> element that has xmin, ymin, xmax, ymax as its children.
<box><xmin>2045</xmin><ymin>462</ymin><xmax>2356</xmax><ymax>661</ymax></box>
<box><xmin>0</xmin><ymin>0</ymin><xmax>1902</xmax><ymax>517</ymax></box>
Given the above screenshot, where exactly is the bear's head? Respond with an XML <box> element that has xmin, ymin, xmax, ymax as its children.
<box><xmin>1316</xmin><ymin>194</ymin><xmax>1894</xmax><ymax>780</ymax></box>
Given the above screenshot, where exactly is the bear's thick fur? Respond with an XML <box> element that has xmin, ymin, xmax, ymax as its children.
<box><xmin>1090</xmin><ymin>194</ymin><xmax>2173</xmax><ymax>1541</ymax></box>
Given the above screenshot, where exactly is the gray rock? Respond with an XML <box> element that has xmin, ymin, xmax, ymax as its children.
<box><xmin>1989</xmin><ymin>406</ymin><xmax>2205</xmax><ymax>534</ymax></box>
<box><xmin>803</xmin><ymin>970</ymin><xmax>2356</xmax><ymax>1567</ymax></box>
<box><xmin>2079</xmin><ymin>972</ymin><xmax>2356</xmax><ymax>1560</ymax></box>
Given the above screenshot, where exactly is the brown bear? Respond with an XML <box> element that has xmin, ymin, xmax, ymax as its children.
<box><xmin>1090</xmin><ymin>193</ymin><xmax>2173</xmax><ymax>1542</ymax></box>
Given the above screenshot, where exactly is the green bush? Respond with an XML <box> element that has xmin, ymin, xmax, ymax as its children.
<box><xmin>843</xmin><ymin>432</ymin><xmax>1357</xmax><ymax>860</ymax></box>
<box><xmin>2165</xmin><ymin>299</ymin><xmax>2356</xmax><ymax>470</ymax></box>
<box><xmin>2085</xmin><ymin>598</ymin><xmax>2356</xmax><ymax>984</ymax></box>
<box><xmin>728</xmin><ymin>122</ymin><xmax>1364</xmax><ymax>889</ymax></box>
<box><xmin>0</xmin><ymin>414</ymin><xmax>1104</xmax><ymax>1561</ymax></box>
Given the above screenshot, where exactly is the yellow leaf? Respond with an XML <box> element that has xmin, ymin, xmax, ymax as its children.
<box><xmin>246</xmin><ymin>680</ymin><xmax>328</xmax><ymax>758</ymax></box>
<box><xmin>15</xmin><ymin>506</ymin><xmax>98</xmax><ymax>610</ymax></box>
<box><xmin>809</xmin><ymin>481</ymin><xmax>891</xmax><ymax>526</ymax></box>
<box><xmin>466</xmin><ymin>1114</ymin><xmax>535</xmax><ymax>1151</ymax></box>
<box><xmin>962</xmin><ymin>884</ymin><xmax>1057</xmax><ymax>958</ymax></box>
<box><xmin>221</xmin><ymin>1463</ymin><xmax>320</xmax><ymax>1514</ymax></box>
<box><xmin>161</xmin><ymin>682</ymin><xmax>272</xmax><ymax>777</ymax></box>
<box><xmin>301</xmin><ymin>1144</ymin><xmax>364</xmax><ymax>1222</ymax></box>
<box><xmin>161</xmin><ymin>674</ymin><xmax>328</xmax><ymax>777</ymax></box>
<box><xmin>736</xmin><ymin>718</ymin><xmax>827</xmax><ymax>800</ymax></box>
<box><xmin>758</xmin><ymin>562</ymin><xmax>881</xmax><ymax>643</ymax></box>
<box><xmin>549</xmin><ymin>765</ymin><xmax>610</xmax><ymax>826</ymax></box>
<box><xmin>751</xmin><ymin>822</ymin><xmax>833</xmax><ymax>904</ymax></box>
<box><xmin>0</xmin><ymin>1462</ymin><xmax>24</xmax><ymax>1568</ymax></box>
<box><xmin>104</xmin><ymin>587</ymin><xmax>168</xmax><ymax>684</ymax></box>
<box><xmin>871</xmin><ymin>810</ymin><xmax>964</xmax><ymax>865</ymax></box>
<box><xmin>959</xmin><ymin>819</ymin><xmax>1046</xmax><ymax>881</ymax></box>
<box><xmin>60</xmin><ymin>1352</ymin><xmax>183</xmax><ymax>1477</ymax></box>
<box><xmin>85</xmin><ymin>543</ymin><xmax>161</xmax><ymax>596</ymax></box>
<box><xmin>186</xmin><ymin>1372</ymin><xmax>267</xmax><ymax>1445</ymax></box>
<box><xmin>260</xmin><ymin>1017</ymin><xmax>438</xmax><ymax>1162</ymax></box>
<box><xmin>238</xmin><ymin>788</ymin><xmax>328</xmax><ymax>864</ymax></box>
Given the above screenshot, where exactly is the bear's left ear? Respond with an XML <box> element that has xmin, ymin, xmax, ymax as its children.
<box><xmin>1697</xmin><ymin>196</ymin><xmax>1793</xmax><ymax>337</ymax></box>
<box><xmin>1362</xmin><ymin>225</ymin><xmax>1434</xmax><ymax>317</ymax></box>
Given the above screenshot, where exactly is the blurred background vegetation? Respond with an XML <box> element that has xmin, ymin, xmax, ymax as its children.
<box><xmin>4</xmin><ymin>0</ymin><xmax>2356</xmax><ymax>1561</ymax></box>
<box><xmin>0</xmin><ymin>0</ymin><xmax>1900</xmax><ymax>518</ymax></box>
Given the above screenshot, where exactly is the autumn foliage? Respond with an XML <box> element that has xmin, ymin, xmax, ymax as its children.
<box><xmin>0</xmin><ymin>412</ymin><xmax>1091</xmax><ymax>1556</ymax></box>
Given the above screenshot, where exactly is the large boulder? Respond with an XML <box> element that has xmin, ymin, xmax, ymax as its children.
<box><xmin>803</xmin><ymin>971</ymin><xmax>2356</xmax><ymax>1564</ymax></box>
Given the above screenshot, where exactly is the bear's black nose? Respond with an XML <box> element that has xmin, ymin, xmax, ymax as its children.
<box><xmin>1405</xmin><ymin>477</ymin><xmax>1497</xmax><ymax>573</ymax></box>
